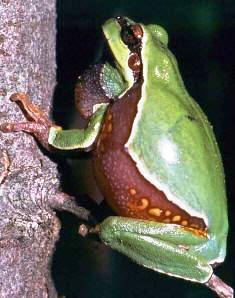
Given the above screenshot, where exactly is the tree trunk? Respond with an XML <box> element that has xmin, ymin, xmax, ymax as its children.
<box><xmin>0</xmin><ymin>1</ymin><xmax>59</xmax><ymax>296</ymax></box>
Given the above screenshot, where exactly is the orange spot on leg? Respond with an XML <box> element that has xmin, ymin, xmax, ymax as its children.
<box><xmin>172</xmin><ymin>215</ymin><xmax>181</xmax><ymax>222</ymax></box>
<box><xmin>190</xmin><ymin>223</ymin><xmax>199</xmax><ymax>229</ymax></box>
<box><xmin>181</xmin><ymin>220</ymin><xmax>188</xmax><ymax>226</ymax></box>
<box><xmin>137</xmin><ymin>198</ymin><xmax>149</xmax><ymax>210</ymax></box>
<box><xmin>107</xmin><ymin>113</ymin><xmax>112</xmax><ymax>120</ymax></box>
<box><xmin>148</xmin><ymin>208</ymin><xmax>162</xmax><ymax>217</ymax></box>
<box><xmin>129</xmin><ymin>188</ymin><xmax>137</xmax><ymax>196</ymax></box>
<box><xmin>165</xmin><ymin>210</ymin><xmax>171</xmax><ymax>216</ymax></box>
<box><xmin>107</xmin><ymin>123</ymin><xmax>112</xmax><ymax>132</ymax></box>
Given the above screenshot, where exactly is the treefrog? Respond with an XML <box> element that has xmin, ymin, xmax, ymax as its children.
<box><xmin>0</xmin><ymin>17</ymin><xmax>228</xmax><ymax>287</ymax></box>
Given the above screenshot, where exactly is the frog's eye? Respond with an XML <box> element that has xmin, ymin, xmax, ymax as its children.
<box><xmin>121</xmin><ymin>26</ymin><xmax>136</xmax><ymax>46</ymax></box>
<box><xmin>121</xmin><ymin>24</ymin><xmax>143</xmax><ymax>48</ymax></box>
<box><xmin>116</xmin><ymin>17</ymin><xmax>143</xmax><ymax>51</ymax></box>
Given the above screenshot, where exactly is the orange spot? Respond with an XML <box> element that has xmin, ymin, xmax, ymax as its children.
<box><xmin>107</xmin><ymin>123</ymin><xmax>112</xmax><ymax>132</ymax></box>
<box><xmin>128</xmin><ymin>198</ymin><xmax>149</xmax><ymax>212</ymax></box>
<box><xmin>181</xmin><ymin>220</ymin><xmax>188</xmax><ymax>226</ymax></box>
<box><xmin>148</xmin><ymin>208</ymin><xmax>162</xmax><ymax>217</ymax></box>
<box><xmin>163</xmin><ymin>218</ymin><xmax>171</xmax><ymax>223</ymax></box>
<box><xmin>107</xmin><ymin>113</ymin><xmax>112</xmax><ymax>120</ymax></box>
<box><xmin>172</xmin><ymin>215</ymin><xmax>181</xmax><ymax>222</ymax></box>
<box><xmin>129</xmin><ymin>188</ymin><xmax>137</xmax><ymax>196</ymax></box>
<box><xmin>137</xmin><ymin>198</ymin><xmax>149</xmax><ymax>210</ymax></box>
<box><xmin>165</xmin><ymin>210</ymin><xmax>171</xmax><ymax>216</ymax></box>
<box><xmin>197</xmin><ymin>229</ymin><xmax>208</xmax><ymax>238</ymax></box>
<box><xmin>184</xmin><ymin>227</ymin><xmax>208</xmax><ymax>238</ymax></box>
<box><xmin>190</xmin><ymin>223</ymin><xmax>199</xmax><ymax>229</ymax></box>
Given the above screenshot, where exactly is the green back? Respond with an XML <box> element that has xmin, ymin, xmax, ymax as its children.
<box><xmin>126</xmin><ymin>24</ymin><xmax>228</xmax><ymax>242</ymax></box>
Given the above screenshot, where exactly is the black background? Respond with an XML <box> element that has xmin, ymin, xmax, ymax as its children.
<box><xmin>52</xmin><ymin>1</ymin><xmax>234</xmax><ymax>297</ymax></box>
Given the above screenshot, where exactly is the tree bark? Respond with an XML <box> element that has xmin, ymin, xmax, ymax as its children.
<box><xmin>0</xmin><ymin>1</ymin><xmax>60</xmax><ymax>296</ymax></box>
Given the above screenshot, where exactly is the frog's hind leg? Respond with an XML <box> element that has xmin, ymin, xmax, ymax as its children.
<box><xmin>99</xmin><ymin>216</ymin><xmax>213</xmax><ymax>283</ymax></box>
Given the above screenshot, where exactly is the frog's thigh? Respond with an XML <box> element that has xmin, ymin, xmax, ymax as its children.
<box><xmin>99</xmin><ymin>216</ymin><xmax>212</xmax><ymax>283</ymax></box>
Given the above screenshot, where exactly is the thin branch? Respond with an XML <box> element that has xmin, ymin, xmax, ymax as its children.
<box><xmin>49</xmin><ymin>192</ymin><xmax>91</xmax><ymax>221</ymax></box>
<box><xmin>205</xmin><ymin>273</ymin><xmax>233</xmax><ymax>298</ymax></box>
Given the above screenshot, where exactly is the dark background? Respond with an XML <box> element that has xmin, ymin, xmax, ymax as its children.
<box><xmin>52</xmin><ymin>1</ymin><xmax>234</xmax><ymax>297</ymax></box>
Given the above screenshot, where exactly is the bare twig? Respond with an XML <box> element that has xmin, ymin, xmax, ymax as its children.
<box><xmin>205</xmin><ymin>273</ymin><xmax>233</xmax><ymax>298</ymax></box>
<box><xmin>49</xmin><ymin>192</ymin><xmax>91</xmax><ymax>221</ymax></box>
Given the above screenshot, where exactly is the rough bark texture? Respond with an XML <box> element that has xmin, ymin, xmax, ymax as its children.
<box><xmin>0</xmin><ymin>1</ymin><xmax>59</xmax><ymax>296</ymax></box>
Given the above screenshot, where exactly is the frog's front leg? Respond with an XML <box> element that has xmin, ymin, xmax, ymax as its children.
<box><xmin>0</xmin><ymin>93</ymin><xmax>56</xmax><ymax>150</ymax></box>
<box><xmin>99</xmin><ymin>216</ymin><xmax>212</xmax><ymax>283</ymax></box>
<box><xmin>0</xmin><ymin>92</ymin><xmax>108</xmax><ymax>151</ymax></box>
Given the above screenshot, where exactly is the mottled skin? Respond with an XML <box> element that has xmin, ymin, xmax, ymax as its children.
<box><xmin>75</xmin><ymin>64</ymin><xmax>110</xmax><ymax>120</ymax></box>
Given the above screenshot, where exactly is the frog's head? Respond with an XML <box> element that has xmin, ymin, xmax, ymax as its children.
<box><xmin>103</xmin><ymin>17</ymin><xmax>176</xmax><ymax>88</ymax></box>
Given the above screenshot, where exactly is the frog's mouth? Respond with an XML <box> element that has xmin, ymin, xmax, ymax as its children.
<box><xmin>115</xmin><ymin>16</ymin><xmax>143</xmax><ymax>83</ymax></box>
<box><xmin>102</xmin><ymin>17</ymin><xmax>144</xmax><ymax>85</ymax></box>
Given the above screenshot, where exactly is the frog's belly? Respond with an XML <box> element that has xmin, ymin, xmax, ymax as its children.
<box><xmin>93</xmin><ymin>83</ymin><xmax>206</xmax><ymax>231</ymax></box>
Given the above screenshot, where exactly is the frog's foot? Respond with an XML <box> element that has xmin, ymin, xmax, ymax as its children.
<box><xmin>0</xmin><ymin>93</ymin><xmax>60</xmax><ymax>150</ymax></box>
<box><xmin>78</xmin><ymin>223</ymin><xmax>100</xmax><ymax>237</ymax></box>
